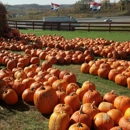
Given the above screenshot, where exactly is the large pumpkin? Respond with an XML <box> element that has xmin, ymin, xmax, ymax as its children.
<box><xmin>49</xmin><ymin>111</ymin><xmax>69</xmax><ymax>130</ymax></box>
<box><xmin>34</xmin><ymin>86</ymin><xmax>58</xmax><ymax>114</ymax></box>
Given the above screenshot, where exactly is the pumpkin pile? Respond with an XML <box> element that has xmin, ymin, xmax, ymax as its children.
<box><xmin>0</xmin><ymin>34</ymin><xmax>130</xmax><ymax>130</ymax></box>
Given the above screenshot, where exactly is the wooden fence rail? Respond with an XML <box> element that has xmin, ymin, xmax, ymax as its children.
<box><xmin>7</xmin><ymin>20</ymin><xmax>130</xmax><ymax>32</ymax></box>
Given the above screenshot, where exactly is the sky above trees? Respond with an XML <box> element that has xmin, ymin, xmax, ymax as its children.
<box><xmin>1</xmin><ymin>0</ymin><xmax>119</xmax><ymax>5</ymax></box>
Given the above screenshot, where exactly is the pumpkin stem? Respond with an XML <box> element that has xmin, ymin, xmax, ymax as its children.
<box><xmin>90</xmin><ymin>101</ymin><xmax>96</xmax><ymax>109</ymax></box>
<box><xmin>79</xmin><ymin>105</ymin><xmax>84</xmax><ymax>114</ymax></box>
<box><xmin>61</xmin><ymin>104</ymin><xmax>65</xmax><ymax>107</ymax></box>
<box><xmin>77</xmin><ymin>122</ymin><xmax>83</xmax><ymax>127</ymax></box>
<box><xmin>111</xmin><ymin>90</ymin><xmax>115</xmax><ymax>94</ymax></box>
<box><xmin>70</xmin><ymin>92</ymin><xmax>76</xmax><ymax>96</ymax></box>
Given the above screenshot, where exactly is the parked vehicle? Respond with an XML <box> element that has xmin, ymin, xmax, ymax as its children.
<box><xmin>104</xmin><ymin>19</ymin><xmax>112</xmax><ymax>22</ymax></box>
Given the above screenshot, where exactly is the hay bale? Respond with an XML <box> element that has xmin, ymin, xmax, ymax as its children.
<box><xmin>0</xmin><ymin>2</ymin><xmax>7</xmax><ymax>37</ymax></box>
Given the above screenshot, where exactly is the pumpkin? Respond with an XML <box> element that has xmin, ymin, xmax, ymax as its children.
<box><xmin>124</xmin><ymin>107</ymin><xmax>130</xmax><ymax>117</ymax></box>
<box><xmin>64</xmin><ymin>92</ymin><xmax>80</xmax><ymax>112</ymax></box>
<box><xmin>52</xmin><ymin>79</ymin><xmax>68</xmax><ymax>92</ymax></box>
<box><xmin>76</xmin><ymin>88</ymin><xmax>86</xmax><ymax>101</ymax></box>
<box><xmin>70</xmin><ymin>105</ymin><xmax>92</xmax><ymax>129</ymax></box>
<box><xmin>7</xmin><ymin>59</ymin><xmax>17</xmax><ymax>71</ymax></box>
<box><xmin>34</xmin><ymin>86</ymin><xmax>58</xmax><ymax>114</ymax></box>
<box><xmin>93</xmin><ymin>112</ymin><xmax>114</xmax><ymax>130</ymax></box>
<box><xmin>56</xmin><ymin>89</ymin><xmax>67</xmax><ymax>104</ymax></box>
<box><xmin>63</xmin><ymin>72</ymin><xmax>77</xmax><ymax>83</ymax></box>
<box><xmin>103</xmin><ymin>90</ymin><xmax>118</xmax><ymax>104</ymax></box>
<box><xmin>89</xmin><ymin>63</ymin><xmax>99</xmax><ymax>76</ymax></box>
<box><xmin>49</xmin><ymin>111</ymin><xmax>69</xmax><ymax>130</ymax></box>
<box><xmin>98</xmin><ymin>101</ymin><xmax>115</xmax><ymax>113</ymax></box>
<box><xmin>114</xmin><ymin>95</ymin><xmax>130</xmax><ymax>114</ymax></box>
<box><xmin>127</xmin><ymin>77</ymin><xmax>130</xmax><ymax>89</ymax></box>
<box><xmin>2</xmin><ymin>76</ymin><xmax>14</xmax><ymax>88</ymax></box>
<box><xmin>115</xmin><ymin>73</ymin><xmax>127</xmax><ymax>86</ymax></box>
<box><xmin>80</xmin><ymin>62</ymin><xmax>90</xmax><ymax>73</ymax></box>
<box><xmin>68</xmin><ymin>122</ymin><xmax>90</xmax><ymax>130</ymax></box>
<box><xmin>2</xmin><ymin>88</ymin><xmax>18</xmax><ymax>105</ymax></box>
<box><xmin>12</xmin><ymin>79</ymin><xmax>26</xmax><ymax>96</ymax></box>
<box><xmin>82</xmin><ymin>89</ymin><xmax>103</xmax><ymax>106</ymax></box>
<box><xmin>82</xmin><ymin>101</ymin><xmax>100</xmax><ymax>119</ymax></box>
<box><xmin>66</xmin><ymin>82</ymin><xmax>79</xmax><ymax>95</ymax></box>
<box><xmin>97</xmin><ymin>65</ymin><xmax>110</xmax><ymax>79</ymax></box>
<box><xmin>53</xmin><ymin>103</ymin><xmax>73</xmax><ymax>117</ymax></box>
<box><xmin>0</xmin><ymin>86</ymin><xmax>10</xmax><ymax>100</ymax></box>
<box><xmin>118</xmin><ymin>116</ymin><xmax>130</xmax><ymax>130</ymax></box>
<box><xmin>0</xmin><ymin>78</ymin><xmax>8</xmax><ymax>89</ymax></box>
<box><xmin>107</xmin><ymin>109</ymin><xmax>123</xmax><ymax>126</ymax></box>
<box><xmin>22</xmin><ymin>88</ymin><xmax>35</xmax><ymax>103</ymax></box>
<box><xmin>22</xmin><ymin>77</ymin><xmax>35</xmax><ymax>89</ymax></box>
<box><xmin>14</xmin><ymin>69</ymin><xmax>27</xmax><ymax>80</ymax></box>
<box><xmin>110</xmin><ymin>126</ymin><xmax>124</xmax><ymax>130</ymax></box>
<box><xmin>41</xmin><ymin>60</ymin><xmax>52</xmax><ymax>70</ymax></box>
<box><xmin>81</xmin><ymin>80</ymin><xmax>95</xmax><ymax>91</ymax></box>
<box><xmin>108</xmin><ymin>69</ymin><xmax>120</xmax><ymax>82</ymax></box>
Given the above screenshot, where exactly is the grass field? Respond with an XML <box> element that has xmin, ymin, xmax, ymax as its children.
<box><xmin>0</xmin><ymin>30</ymin><xmax>130</xmax><ymax>130</ymax></box>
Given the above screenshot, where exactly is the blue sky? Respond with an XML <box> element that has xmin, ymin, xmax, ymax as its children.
<box><xmin>1</xmin><ymin>0</ymin><xmax>119</xmax><ymax>5</ymax></box>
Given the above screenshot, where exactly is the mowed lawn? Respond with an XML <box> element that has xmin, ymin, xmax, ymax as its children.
<box><xmin>0</xmin><ymin>30</ymin><xmax>130</xmax><ymax>130</ymax></box>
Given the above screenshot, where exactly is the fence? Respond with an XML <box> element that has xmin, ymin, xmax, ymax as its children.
<box><xmin>7</xmin><ymin>20</ymin><xmax>130</xmax><ymax>32</ymax></box>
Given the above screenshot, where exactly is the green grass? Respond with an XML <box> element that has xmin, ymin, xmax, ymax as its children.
<box><xmin>20</xmin><ymin>29</ymin><xmax>130</xmax><ymax>42</ymax></box>
<box><xmin>0</xmin><ymin>30</ymin><xmax>130</xmax><ymax>130</ymax></box>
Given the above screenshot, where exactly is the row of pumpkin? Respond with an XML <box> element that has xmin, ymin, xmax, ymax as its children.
<box><xmin>0</xmin><ymin>35</ymin><xmax>130</xmax><ymax>129</ymax></box>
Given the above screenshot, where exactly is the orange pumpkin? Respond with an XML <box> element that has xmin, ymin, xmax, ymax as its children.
<box><xmin>34</xmin><ymin>86</ymin><xmax>58</xmax><ymax>114</ymax></box>
<box><xmin>64</xmin><ymin>92</ymin><xmax>80</xmax><ymax>112</ymax></box>
<box><xmin>66</xmin><ymin>82</ymin><xmax>79</xmax><ymax>95</ymax></box>
<box><xmin>114</xmin><ymin>95</ymin><xmax>130</xmax><ymax>114</ymax></box>
<box><xmin>103</xmin><ymin>90</ymin><xmax>118</xmax><ymax>104</ymax></box>
<box><xmin>70</xmin><ymin>105</ymin><xmax>92</xmax><ymax>129</ymax></box>
<box><xmin>118</xmin><ymin>116</ymin><xmax>130</xmax><ymax>130</ymax></box>
<box><xmin>68</xmin><ymin>123</ymin><xmax>90</xmax><ymax>130</ymax></box>
<box><xmin>22</xmin><ymin>88</ymin><xmax>35</xmax><ymax>103</ymax></box>
<box><xmin>107</xmin><ymin>109</ymin><xmax>123</xmax><ymax>126</ymax></box>
<box><xmin>53</xmin><ymin>103</ymin><xmax>73</xmax><ymax>117</ymax></box>
<box><xmin>93</xmin><ymin>112</ymin><xmax>114</xmax><ymax>130</ymax></box>
<box><xmin>2</xmin><ymin>88</ymin><xmax>18</xmax><ymax>105</ymax></box>
<box><xmin>82</xmin><ymin>89</ymin><xmax>103</xmax><ymax>106</ymax></box>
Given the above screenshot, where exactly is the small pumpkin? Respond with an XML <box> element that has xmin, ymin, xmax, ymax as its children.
<box><xmin>64</xmin><ymin>92</ymin><xmax>80</xmax><ymax>112</ymax></box>
<box><xmin>2</xmin><ymin>88</ymin><xmax>18</xmax><ymax>105</ymax></box>
<box><xmin>70</xmin><ymin>105</ymin><xmax>92</xmax><ymax>129</ymax></box>
<box><xmin>53</xmin><ymin>103</ymin><xmax>73</xmax><ymax>117</ymax></box>
<box><xmin>82</xmin><ymin>89</ymin><xmax>103</xmax><ymax>106</ymax></box>
<box><xmin>93</xmin><ymin>112</ymin><xmax>114</xmax><ymax>130</ymax></box>
<box><xmin>68</xmin><ymin>122</ymin><xmax>90</xmax><ymax>130</ymax></box>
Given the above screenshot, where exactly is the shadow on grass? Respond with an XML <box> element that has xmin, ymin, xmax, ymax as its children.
<box><xmin>0</xmin><ymin>97</ymin><xmax>31</xmax><ymax>112</ymax></box>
